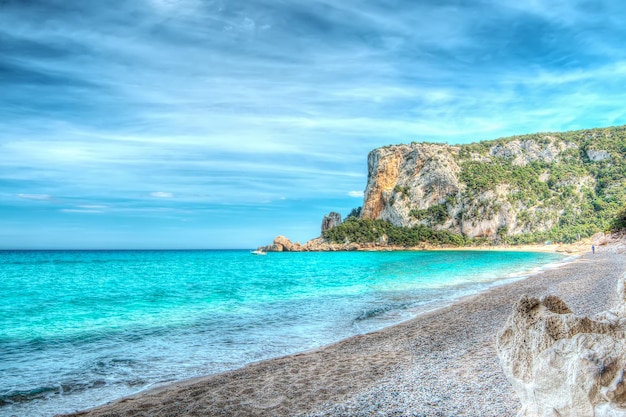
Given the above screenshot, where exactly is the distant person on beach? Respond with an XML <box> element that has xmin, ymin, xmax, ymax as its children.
<box><xmin>592</xmin><ymin>245</ymin><xmax>595</xmax><ymax>254</ymax></box>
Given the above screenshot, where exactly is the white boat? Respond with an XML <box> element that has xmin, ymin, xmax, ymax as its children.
<box><xmin>250</xmin><ymin>250</ymin><xmax>267</xmax><ymax>255</ymax></box>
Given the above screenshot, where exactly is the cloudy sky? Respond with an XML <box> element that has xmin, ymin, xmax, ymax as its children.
<box><xmin>2</xmin><ymin>0</ymin><xmax>626</xmax><ymax>249</ymax></box>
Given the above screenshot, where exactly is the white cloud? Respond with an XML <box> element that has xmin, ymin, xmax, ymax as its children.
<box><xmin>147</xmin><ymin>0</ymin><xmax>203</xmax><ymax>14</ymax></box>
<box><xmin>18</xmin><ymin>194</ymin><xmax>53</xmax><ymax>200</ymax></box>
<box><xmin>79</xmin><ymin>205</ymin><xmax>108</xmax><ymax>209</ymax></box>
<box><xmin>58</xmin><ymin>205</ymin><xmax>108</xmax><ymax>214</ymax></box>
<box><xmin>150</xmin><ymin>191</ymin><xmax>174</xmax><ymax>198</ymax></box>
<box><xmin>348</xmin><ymin>190</ymin><xmax>364</xmax><ymax>198</ymax></box>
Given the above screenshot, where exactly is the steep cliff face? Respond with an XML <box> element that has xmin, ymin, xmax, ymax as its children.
<box><xmin>360</xmin><ymin>126</ymin><xmax>626</xmax><ymax>240</ymax></box>
<box><xmin>362</xmin><ymin>143</ymin><xmax>460</xmax><ymax>225</ymax></box>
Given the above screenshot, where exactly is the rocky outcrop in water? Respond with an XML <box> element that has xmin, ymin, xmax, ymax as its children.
<box><xmin>258</xmin><ymin>236</ymin><xmax>360</xmax><ymax>252</ymax></box>
<box><xmin>496</xmin><ymin>275</ymin><xmax>626</xmax><ymax>417</ymax></box>
<box><xmin>260</xmin><ymin>235</ymin><xmax>297</xmax><ymax>252</ymax></box>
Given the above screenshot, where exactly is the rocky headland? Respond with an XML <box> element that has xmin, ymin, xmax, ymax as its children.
<box><xmin>261</xmin><ymin>125</ymin><xmax>626</xmax><ymax>251</ymax></box>
<box><xmin>360</xmin><ymin>129</ymin><xmax>623</xmax><ymax>240</ymax></box>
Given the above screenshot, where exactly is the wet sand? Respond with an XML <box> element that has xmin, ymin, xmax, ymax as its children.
<box><xmin>61</xmin><ymin>245</ymin><xmax>626</xmax><ymax>417</ymax></box>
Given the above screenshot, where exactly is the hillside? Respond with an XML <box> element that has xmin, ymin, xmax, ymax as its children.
<box><xmin>330</xmin><ymin>125</ymin><xmax>626</xmax><ymax>245</ymax></box>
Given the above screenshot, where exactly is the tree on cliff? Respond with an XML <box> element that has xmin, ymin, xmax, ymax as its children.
<box><xmin>347</xmin><ymin>206</ymin><xmax>362</xmax><ymax>219</ymax></box>
<box><xmin>612</xmin><ymin>204</ymin><xmax>626</xmax><ymax>231</ymax></box>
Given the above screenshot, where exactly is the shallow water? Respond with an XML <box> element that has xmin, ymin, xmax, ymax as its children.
<box><xmin>0</xmin><ymin>249</ymin><xmax>569</xmax><ymax>416</ymax></box>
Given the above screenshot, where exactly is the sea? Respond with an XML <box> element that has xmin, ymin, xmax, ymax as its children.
<box><xmin>0</xmin><ymin>249</ymin><xmax>571</xmax><ymax>417</ymax></box>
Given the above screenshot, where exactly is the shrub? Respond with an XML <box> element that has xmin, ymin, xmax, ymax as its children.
<box><xmin>612</xmin><ymin>204</ymin><xmax>626</xmax><ymax>231</ymax></box>
<box><xmin>322</xmin><ymin>218</ymin><xmax>469</xmax><ymax>247</ymax></box>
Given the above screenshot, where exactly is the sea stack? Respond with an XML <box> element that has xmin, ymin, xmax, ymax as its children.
<box><xmin>321</xmin><ymin>212</ymin><xmax>342</xmax><ymax>233</ymax></box>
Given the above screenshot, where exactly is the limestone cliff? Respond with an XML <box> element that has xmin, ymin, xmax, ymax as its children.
<box><xmin>362</xmin><ymin>143</ymin><xmax>461</xmax><ymax>227</ymax></box>
<box><xmin>360</xmin><ymin>126</ymin><xmax>626</xmax><ymax>240</ymax></box>
<box><xmin>321</xmin><ymin>212</ymin><xmax>342</xmax><ymax>233</ymax></box>
<box><xmin>260</xmin><ymin>126</ymin><xmax>626</xmax><ymax>250</ymax></box>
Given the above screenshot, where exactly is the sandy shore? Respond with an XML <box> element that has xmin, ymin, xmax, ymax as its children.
<box><xmin>61</xmin><ymin>244</ymin><xmax>626</xmax><ymax>417</ymax></box>
<box><xmin>353</xmin><ymin>238</ymin><xmax>596</xmax><ymax>255</ymax></box>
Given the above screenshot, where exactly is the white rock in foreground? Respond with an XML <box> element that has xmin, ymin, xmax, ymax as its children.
<box><xmin>496</xmin><ymin>274</ymin><xmax>626</xmax><ymax>417</ymax></box>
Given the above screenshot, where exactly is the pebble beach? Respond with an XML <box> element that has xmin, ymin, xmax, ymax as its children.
<box><xmin>61</xmin><ymin>243</ymin><xmax>626</xmax><ymax>417</ymax></box>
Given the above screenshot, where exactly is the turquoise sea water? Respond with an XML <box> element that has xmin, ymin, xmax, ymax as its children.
<box><xmin>0</xmin><ymin>250</ymin><xmax>570</xmax><ymax>417</ymax></box>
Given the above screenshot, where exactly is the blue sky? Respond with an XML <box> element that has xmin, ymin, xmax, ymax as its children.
<box><xmin>2</xmin><ymin>0</ymin><xmax>626</xmax><ymax>249</ymax></box>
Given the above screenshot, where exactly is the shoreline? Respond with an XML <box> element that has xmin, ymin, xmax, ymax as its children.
<box><xmin>378</xmin><ymin>242</ymin><xmax>588</xmax><ymax>254</ymax></box>
<box><xmin>61</xmin><ymin>242</ymin><xmax>626</xmax><ymax>417</ymax></box>
<box><xmin>261</xmin><ymin>232</ymin><xmax>602</xmax><ymax>254</ymax></box>
<box><xmin>344</xmin><ymin>234</ymin><xmax>619</xmax><ymax>255</ymax></box>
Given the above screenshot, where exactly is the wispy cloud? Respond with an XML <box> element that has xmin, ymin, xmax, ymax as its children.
<box><xmin>78</xmin><ymin>205</ymin><xmax>108</xmax><ymax>209</ymax></box>
<box><xmin>18</xmin><ymin>193</ymin><xmax>53</xmax><ymax>201</ymax></box>
<box><xmin>150</xmin><ymin>192</ymin><xmax>174</xmax><ymax>198</ymax></box>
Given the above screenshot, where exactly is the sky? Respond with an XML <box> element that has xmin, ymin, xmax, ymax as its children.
<box><xmin>1</xmin><ymin>0</ymin><xmax>626</xmax><ymax>249</ymax></box>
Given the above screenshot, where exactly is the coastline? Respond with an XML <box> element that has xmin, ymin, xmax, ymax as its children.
<box><xmin>60</xmin><ymin>241</ymin><xmax>626</xmax><ymax>417</ymax></box>
<box><xmin>371</xmin><ymin>242</ymin><xmax>588</xmax><ymax>254</ymax></box>
<box><xmin>355</xmin><ymin>233</ymin><xmax>622</xmax><ymax>255</ymax></box>
<box><xmin>260</xmin><ymin>232</ymin><xmax>604</xmax><ymax>254</ymax></box>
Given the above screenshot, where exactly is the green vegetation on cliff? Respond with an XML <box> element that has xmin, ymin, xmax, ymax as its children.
<box><xmin>358</xmin><ymin>125</ymin><xmax>626</xmax><ymax>245</ymax></box>
<box><xmin>323</xmin><ymin>217</ymin><xmax>470</xmax><ymax>247</ymax></box>
<box><xmin>477</xmin><ymin>127</ymin><xmax>626</xmax><ymax>243</ymax></box>
<box><xmin>613</xmin><ymin>204</ymin><xmax>626</xmax><ymax>232</ymax></box>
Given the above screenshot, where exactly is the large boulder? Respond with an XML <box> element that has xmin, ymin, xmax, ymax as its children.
<box><xmin>496</xmin><ymin>275</ymin><xmax>626</xmax><ymax>416</ymax></box>
<box><xmin>273</xmin><ymin>235</ymin><xmax>295</xmax><ymax>251</ymax></box>
<box><xmin>257</xmin><ymin>235</ymin><xmax>296</xmax><ymax>252</ymax></box>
